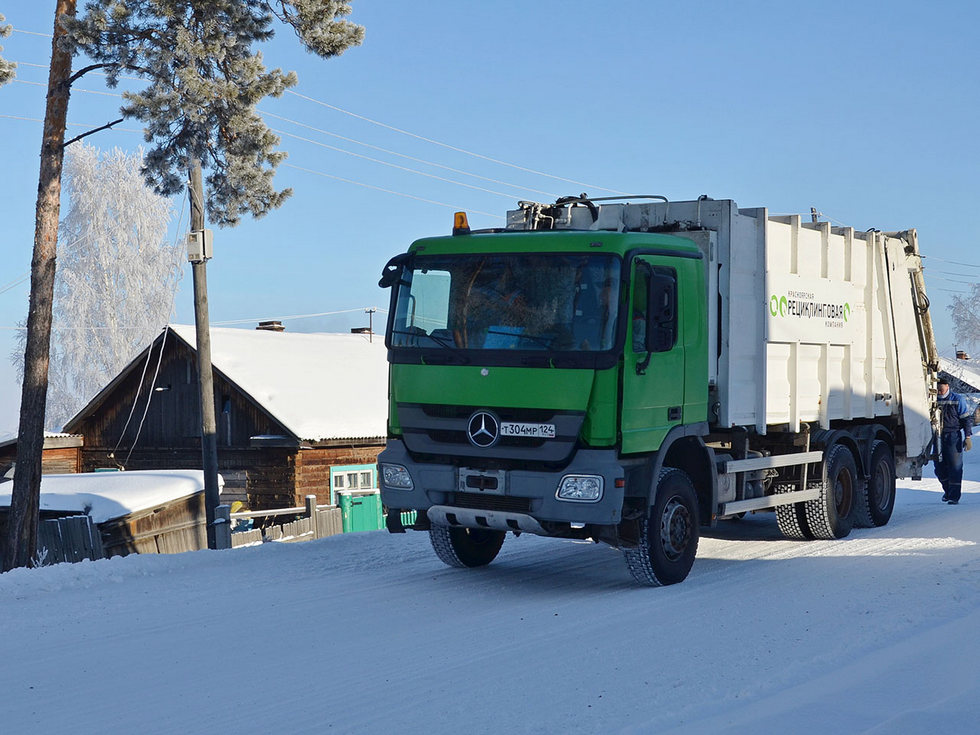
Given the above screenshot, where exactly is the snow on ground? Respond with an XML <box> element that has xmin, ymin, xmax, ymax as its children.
<box><xmin>1</xmin><ymin>453</ymin><xmax>978</xmax><ymax>734</ymax></box>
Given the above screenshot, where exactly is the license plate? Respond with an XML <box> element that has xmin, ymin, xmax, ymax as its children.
<box><xmin>500</xmin><ymin>421</ymin><xmax>556</xmax><ymax>438</ymax></box>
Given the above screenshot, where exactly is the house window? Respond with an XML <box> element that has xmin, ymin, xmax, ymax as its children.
<box><xmin>329</xmin><ymin>464</ymin><xmax>378</xmax><ymax>504</ymax></box>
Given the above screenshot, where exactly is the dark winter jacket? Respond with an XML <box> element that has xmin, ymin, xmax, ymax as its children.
<box><xmin>938</xmin><ymin>389</ymin><xmax>974</xmax><ymax>437</ymax></box>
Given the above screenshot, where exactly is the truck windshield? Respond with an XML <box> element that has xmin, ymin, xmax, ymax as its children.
<box><xmin>390</xmin><ymin>253</ymin><xmax>622</xmax><ymax>354</ymax></box>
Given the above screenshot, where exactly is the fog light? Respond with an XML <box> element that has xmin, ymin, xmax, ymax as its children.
<box><xmin>381</xmin><ymin>463</ymin><xmax>413</xmax><ymax>490</ymax></box>
<box><xmin>556</xmin><ymin>475</ymin><xmax>603</xmax><ymax>502</ymax></box>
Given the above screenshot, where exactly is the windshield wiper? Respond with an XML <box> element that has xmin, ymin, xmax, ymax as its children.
<box><xmin>391</xmin><ymin>328</ymin><xmax>471</xmax><ymax>365</ymax></box>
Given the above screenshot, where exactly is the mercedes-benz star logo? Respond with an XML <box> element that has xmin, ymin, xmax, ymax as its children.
<box><xmin>466</xmin><ymin>411</ymin><xmax>500</xmax><ymax>448</ymax></box>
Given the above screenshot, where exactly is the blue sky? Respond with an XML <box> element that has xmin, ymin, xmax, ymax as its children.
<box><xmin>1</xmin><ymin>0</ymin><xmax>978</xmax><ymax>433</ymax></box>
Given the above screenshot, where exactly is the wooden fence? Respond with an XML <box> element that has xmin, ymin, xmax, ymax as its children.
<box><xmin>218</xmin><ymin>495</ymin><xmax>342</xmax><ymax>548</ymax></box>
<box><xmin>37</xmin><ymin>515</ymin><xmax>104</xmax><ymax>564</ymax></box>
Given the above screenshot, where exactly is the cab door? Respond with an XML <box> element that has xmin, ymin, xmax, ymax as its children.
<box><xmin>621</xmin><ymin>256</ymin><xmax>686</xmax><ymax>454</ymax></box>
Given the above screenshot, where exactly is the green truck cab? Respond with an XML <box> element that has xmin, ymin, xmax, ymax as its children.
<box><xmin>378</xmin><ymin>223</ymin><xmax>710</xmax><ymax>585</ymax></box>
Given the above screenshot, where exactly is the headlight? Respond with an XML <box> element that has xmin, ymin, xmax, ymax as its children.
<box><xmin>381</xmin><ymin>463</ymin><xmax>413</xmax><ymax>490</ymax></box>
<box><xmin>556</xmin><ymin>475</ymin><xmax>603</xmax><ymax>502</ymax></box>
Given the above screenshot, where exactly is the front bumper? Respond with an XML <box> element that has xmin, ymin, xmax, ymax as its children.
<box><xmin>378</xmin><ymin>438</ymin><xmax>625</xmax><ymax>529</ymax></box>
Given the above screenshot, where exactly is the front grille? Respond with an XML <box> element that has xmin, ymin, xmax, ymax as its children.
<box><xmin>398</xmin><ymin>402</ymin><xmax>584</xmax><ymax>464</ymax></box>
<box><xmin>451</xmin><ymin>492</ymin><xmax>532</xmax><ymax>514</ymax></box>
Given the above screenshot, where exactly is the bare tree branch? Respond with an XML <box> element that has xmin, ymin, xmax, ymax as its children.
<box><xmin>62</xmin><ymin>117</ymin><xmax>125</xmax><ymax>148</ymax></box>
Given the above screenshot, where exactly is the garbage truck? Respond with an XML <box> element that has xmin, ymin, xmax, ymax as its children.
<box><xmin>377</xmin><ymin>195</ymin><xmax>939</xmax><ymax>586</ymax></box>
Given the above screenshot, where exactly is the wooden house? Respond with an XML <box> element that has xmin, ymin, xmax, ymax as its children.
<box><xmin>0</xmin><ymin>432</ymin><xmax>83</xmax><ymax>478</ymax></box>
<box><xmin>63</xmin><ymin>324</ymin><xmax>388</xmax><ymax>510</ymax></box>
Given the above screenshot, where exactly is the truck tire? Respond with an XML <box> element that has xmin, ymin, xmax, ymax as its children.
<box><xmin>804</xmin><ymin>445</ymin><xmax>856</xmax><ymax>540</ymax></box>
<box><xmin>775</xmin><ymin>491</ymin><xmax>814</xmax><ymax>540</ymax></box>
<box><xmin>429</xmin><ymin>525</ymin><xmax>505</xmax><ymax>568</ymax></box>
<box><xmin>854</xmin><ymin>441</ymin><xmax>896</xmax><ymax>528</ymax></box>
<box><xmin>623</xmin><ymin>468</ymin><xmax>699</xmax><ymax>586</ymax></box>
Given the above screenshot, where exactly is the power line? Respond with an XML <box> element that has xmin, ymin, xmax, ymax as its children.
<box><xmin>11</xmin><ymin>51</ymin><xmax>599</xmax><ymax>204</ymax></box>
<box><xmin>8</xmin><ymin>55</ymin><xmax>576</xmax><ymax>211</ymax></box>
<box><xmin>0</xmin><ymin>273</ymin><xmax>30</xmax><ymax>296</ymax></box>
<box><xmin>0</xmin><ymin>112</ymin><xmax>142</xmax><ymax>133</ymax></box>
<box><xmin>1</xmin><ymin>113</ymin><xmax>504</xmax><ymax>217</ymax></box>
<box><xmin>260</xmin><ymin>109</ymin><xmax>559</xmax><ymax>199</ymax></box>
<box><xmin>924</xmin><ymin>274</ymin><xmax>980</xmax><ymax>286</ymax></box>
<box><xmin>282</xmin><ymin>162</ymin><xmax>503</xmax><ymax>218</ymax></box>
<box><xmin>13</xmin><ymin>77</ymin><xmax>123</xmax><ymax>98</ymax></box>
<box><xmin>11</xmin><ymin>46</ymin><xmax>615</xmax><ymax>200</ymax></box>
<box><xmin>285</xmin><ymin>90</ymin><xmax>629</xmax><ymax>196</ymax></box>
<box><xmin>10</xmin><ymin>28</ymin><xmax>50</xmax><ymax>37</ymax></box>
<box><xmin>273</xmin><ymin>127</ymin><xmax>520</xmax><ymax>199</ymax></box>
<box><xmin>923</xmin><ymin>255</ymin><xmax>980</xmax><ymax>269</ymax></box>
<box><xmin>212</xmin><ymin>307</ymin><xmax>387</xmax><ymax>327</ymax></box>
<box><xmin>12</xmin><ymin>59</ymin><xmax>144</xmax><ymax>83</ymax></box>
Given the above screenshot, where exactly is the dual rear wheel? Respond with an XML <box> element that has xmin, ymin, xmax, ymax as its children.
<box><xmin>776</xmin><ymin>441</ymin><xmax>895</xmax><ymax>540</ymax></box>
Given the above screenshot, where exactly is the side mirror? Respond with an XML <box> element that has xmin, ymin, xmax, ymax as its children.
<box><xmin>379</xmin><ymin>253</ymin><xmax>413</xmax><ymax>288</ymax></box>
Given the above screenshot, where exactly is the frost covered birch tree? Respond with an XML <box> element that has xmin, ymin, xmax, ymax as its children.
<box><xmin>4</xmin><ymin>1</ymin><xmax>363</xmax><ymax>570</ymax></box>
<box><xmin>950</xmin><ymin>284</ymin><xmax>980</xmax><ymax>352</ymax></box>
<box><xmin>11</xmin><ymin>145</ymin><xmax>179</xmax><ymax>429</ymax></box>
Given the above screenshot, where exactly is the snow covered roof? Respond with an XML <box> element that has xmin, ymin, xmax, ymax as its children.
<box><xmin>0</xmin><ymin>469</ymin><xmax>219</xmax><ymax>524</ymax></box>
<box><xmin>938</xmin><ymin>356</ymin><xmax>980</xmax><ymax>392</ymax></box>
<box><xmin>173</xmin><ymin>324</ymin><xmax>391</xmax><ymax>442</ymax></box>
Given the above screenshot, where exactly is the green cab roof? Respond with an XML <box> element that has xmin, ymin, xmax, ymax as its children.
<box><xmin>407</xmin><ymin>229</ymin><xmax>703</xmax><ymax>258</ymax></box>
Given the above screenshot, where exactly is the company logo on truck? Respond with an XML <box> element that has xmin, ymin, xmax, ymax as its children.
<box><xmin>467</xmin><ymin>411</ymin><xmax>500</xmax><ymax>448</ymax></box>
<box><xmin>769</xmin><ymin>290</ymin><xmax>850</xmax><ymax>328</ymax></box>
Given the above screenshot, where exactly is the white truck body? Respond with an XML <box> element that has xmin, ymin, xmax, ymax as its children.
<box><xmin>507</xmin><ymin>198</ymin><xmax>938</xmax><ymax>477</ymax></box>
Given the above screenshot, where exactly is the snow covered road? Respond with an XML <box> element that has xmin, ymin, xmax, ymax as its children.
<box><xmin>1</xmin><ymin>465</ymin><xmax>978</xmax><ymax>734</ymax></box>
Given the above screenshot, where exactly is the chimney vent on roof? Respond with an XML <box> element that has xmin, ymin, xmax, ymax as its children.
<box><xmin>257</xmin><ymin>320</ymin><xmax>285</xmax><ymax>332</ymax></box>
<box><xmin>956</xmin><ymin>350</ymin><xmax>970</xmax><ymax>360</ymax></box>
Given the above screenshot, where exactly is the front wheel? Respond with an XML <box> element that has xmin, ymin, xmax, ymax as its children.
<box><xmin>624</xmin><ymin>468</ymin><xmax>700</xmax><ymax>586</ymax></box>
<box><xmin>429</xmin><ymin>525</ymin><xmax>505</xmax><ymax>568</ymax></box>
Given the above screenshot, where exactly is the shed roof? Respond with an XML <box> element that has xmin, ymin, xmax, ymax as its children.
<box><xmin>0</xmin><ymin>432</ymin><xmax>83</xmax><ymax>450</ymax></box>
<box><xmin>66</xmin><ymin>325</ymin><xmax>389</xmax><ymax>444</ymax></box>
<box><xmin>0</xmin><ymin>469</ymin><xmax>217</xmax><ymax>524</ymax></box>
<box><xmin>938</xmin><ymin>356</ymin><xmax>980</xmax><ymax>393</ymax></box>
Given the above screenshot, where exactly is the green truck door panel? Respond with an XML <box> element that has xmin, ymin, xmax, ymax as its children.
<box><xmin>622</xmin><ymin>257</ymin><xmax>686</xmax><ymax>454</ymax></box>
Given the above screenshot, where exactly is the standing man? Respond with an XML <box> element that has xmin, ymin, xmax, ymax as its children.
<box><xmin>935</xmin><ymin>377</ymin><xmax>974</xmax><ymax>504</ymax></box>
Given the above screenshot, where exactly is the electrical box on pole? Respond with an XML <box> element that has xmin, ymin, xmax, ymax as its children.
<box><xmin>187</xmin><ymin>229</ymin><xmax>213</xmax><ymax>262</ymax></box>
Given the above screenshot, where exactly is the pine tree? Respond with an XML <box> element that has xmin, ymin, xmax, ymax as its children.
<box><xmin>63</xmin><ymin>0</ymin><xmax>364</xmax><ymax>226</ymax></box>
<box><xmin>11</xmin><ymin>145</ymin><xmax>179</xmax><ymax>429</ymax></box>
<box><xmin>3</xmin><ymin>1</ymin><xmax>363</xmax><ymax>571</ymax></box>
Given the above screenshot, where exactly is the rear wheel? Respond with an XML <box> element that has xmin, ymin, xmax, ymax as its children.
<box><xmin>624</xmin><ymin>468</ymin><xmax>700</xmax><ymax>586</ymax></box>
<box><xmin>775</xmin><ymin>488</ymin><xmax>814</xmax><ymax>540</ymax></box>
<box><xmin>804</xmin><ymin>445</ymin><xmax>856</xmax><ymax>540</ymax></box>
<box><xmin>854</xmin><ymin>441</ymin><xmax>896</xmax><ymax>528</ymax></box>
<box><xmin>429</xmin><ymin>525</ymin><xmax>505</xmax><ymax>568</ymax></box>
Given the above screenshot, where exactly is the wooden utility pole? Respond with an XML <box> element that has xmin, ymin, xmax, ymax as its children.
<box><xmin>3</xmin><ymin>0</ymin><xmax>76</xmax><ymax>571</ymax></box>
<box><xmin>188</xmin><ymin>158</ymin><xmax>224</xmax><ymax>550</ymax></box>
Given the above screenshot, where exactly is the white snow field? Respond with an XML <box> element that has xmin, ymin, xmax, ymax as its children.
<box><xmin>1</xmin><ymin>452</ymin><xmax>978</xmax><ymax>734</ymax></box>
